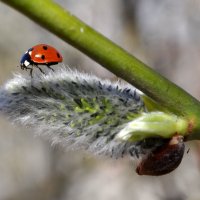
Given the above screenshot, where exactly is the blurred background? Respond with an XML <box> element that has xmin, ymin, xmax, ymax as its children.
<box><xmin>0</xmin><ymin>0</ymin><xmax>200</xmax><ymax>199</ymax></box>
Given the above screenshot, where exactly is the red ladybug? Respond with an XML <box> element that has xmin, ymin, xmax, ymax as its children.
<box><xmin>20</xmin><ymin>44</ymin><xmax>63</xmax><ymax>77</ymax></box>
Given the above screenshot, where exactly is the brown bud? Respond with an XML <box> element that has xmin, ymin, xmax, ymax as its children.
<box><xmin>136</xmin><ymin>135</ymin><xmax>185</xmax><ymax>176</ymax></box>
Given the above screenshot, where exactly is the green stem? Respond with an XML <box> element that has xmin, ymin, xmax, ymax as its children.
<box><xmin>1</xmin><ymin>0</ymin><xmax>200</xmax><ymax>140</ymax></box>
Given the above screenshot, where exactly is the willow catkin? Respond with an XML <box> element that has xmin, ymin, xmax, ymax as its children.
<box><xmin>0</xmin><ymin>67</ymin><xmax>164</xmax><ymax>158</ymax></box>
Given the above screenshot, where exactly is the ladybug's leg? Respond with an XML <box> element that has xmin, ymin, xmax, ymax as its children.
<box><xmin>38</xmin><ymin>67</ymin><xmax>46</xmax><ymax>75</ymax></box>
<box><xmin>20</xmin><ymin>65</ymin><xmax>24</xmax><ymax>70</ymax></box>
<box><xmin>46</xmin><ymin>65</ymin><xmax>55</xmax><ymax>72</ymax></box>
<box><xmin>25</xmin><ymin>66</ymin><xmax>32</xmax><ymax>71</ymax></box>
<box><xmin>35</xmin><ymin>65</ymin><xmax>45</xmax><ymax>75</ymax></box>
<box><xmin>30</xmin><ymin>68</ymin><xmax>33</xmax><ymax>78</ymax></box>
<box><xmin>20</xmin><ymin>65</ymin><xmax>29</xmax><ymax>71</ymax></box>
<box><xmin>20</xmin><ymin>65</ymin><xmax>33</xmax><ymax>77</ymax></box>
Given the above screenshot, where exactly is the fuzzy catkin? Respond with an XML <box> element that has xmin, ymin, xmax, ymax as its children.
<box><xmin>0</xmin><ymin>67</ymin><xmax>161</xmax><ymax>158</ymax></box>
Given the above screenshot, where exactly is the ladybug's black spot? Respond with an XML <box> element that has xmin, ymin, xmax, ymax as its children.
<box><xmin>57</xmin><ymin>53</ymin><xmax>61</xmax><ymax>58</ymax></box>
<box><xmin>41</xmin><ymin>55</ymin><xmax>45</xmax><ymax>60</ymax></box>
<box><xmin>43</xmin><ymin>45</ymin><xmax>48</xmax><ymax>50</ymax></box>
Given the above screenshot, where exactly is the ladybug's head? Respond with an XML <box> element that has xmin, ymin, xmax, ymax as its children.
<box><xmin>20</xmin><ymin>51</ymin><xmax>32</xmax><ymax>70</ymax></box>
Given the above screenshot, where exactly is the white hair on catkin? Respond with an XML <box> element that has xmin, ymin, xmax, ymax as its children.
<box><xmin>0</xmin><ymin>67</ymin><xmax>158</xmax><ymax>158</ymax></box>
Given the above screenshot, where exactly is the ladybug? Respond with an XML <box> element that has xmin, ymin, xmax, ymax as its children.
<box><xmin>136</xmin><ymin>135</ymin><xmax>185</xmax><ymax>176</ymax></box>
<box><xmin>20</xmin><ymin>44</ymin><xmax>63</xmax><ymax>77</ymax></box>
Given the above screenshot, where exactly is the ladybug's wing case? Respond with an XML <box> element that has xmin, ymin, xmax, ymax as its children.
<box><xmin>30</xmin><ymin>44</ymin><xmax>63</xmax><ymax>64</ymax></box>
